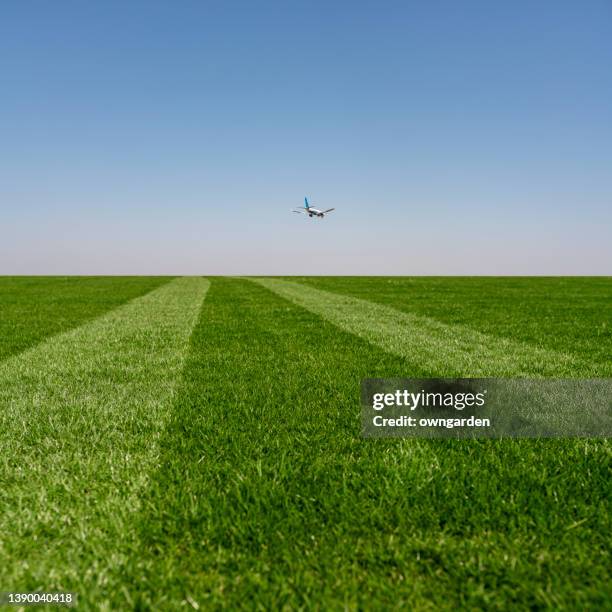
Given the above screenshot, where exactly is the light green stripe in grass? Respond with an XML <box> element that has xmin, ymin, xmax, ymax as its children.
<box><xmin>0</xmin><ymin>277</ymin><xmax>209</xmax><ymax>593</ymax></box>
<box><xmin>251</xmin><ymin>278</ymin><xmax>591</xmax><ymax>377</ymax></box>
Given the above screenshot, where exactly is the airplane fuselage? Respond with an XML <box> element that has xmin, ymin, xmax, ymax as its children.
<box><xmin>306</xmin><ymin>207</ymin><xmax>325</xmax><ymax>217</ymax></box>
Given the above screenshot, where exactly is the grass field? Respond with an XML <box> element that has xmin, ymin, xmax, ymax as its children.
<box><xmin>0</xmin><ymin>276</ymin><xmax>610</xmax><ymax>610</ymax></box>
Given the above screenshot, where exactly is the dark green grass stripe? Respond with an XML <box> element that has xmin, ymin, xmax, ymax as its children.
<box><xmin>119</xmin><ymin>278</ymin><xmax>610</xmax><ymax>610</ymax></box>
<box><xmin>0</xmin><ymin>276</ymin><xmax>173</xmax><ymax>362</ymax></box>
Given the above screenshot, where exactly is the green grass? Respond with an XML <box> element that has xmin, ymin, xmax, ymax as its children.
<box><xmin>0</xmin><ymin>276</ymin><xmax>172</xmax><ymax>361</ymax></box>
<box><xmin>0</xmin><ymin>278</ymin><xmax>209</xmax><ymax>605</ymax></box>
<box><xmin>293</xmin><ymin>277</ymin><xmax>612</xmax><ymax>370</ymax></box>
<box><xmin>251</xmin><ymin>278</ymin><xmax>595</xmax><ymax>377</ymax></box>
<box><xmin>0</xmin><ymin>276</ymin><xmax>610</xmax><ymax>610</ymax></box>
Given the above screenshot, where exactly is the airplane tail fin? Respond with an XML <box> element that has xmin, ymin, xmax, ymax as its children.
<box><xmin>304</xmin><ymin>197</ymin><xmax>309</xmax><ymax>209</ymax></box>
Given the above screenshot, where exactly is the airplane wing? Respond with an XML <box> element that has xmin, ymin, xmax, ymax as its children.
<box><xmin>323</xmin><ymin>208</ymin><xmax>335</xmax><ymax>213</ymax></box>
<box><xmin>292</xmin><ymin>209</ymin><xmax>304</xmax><ymax>214</ymax></box>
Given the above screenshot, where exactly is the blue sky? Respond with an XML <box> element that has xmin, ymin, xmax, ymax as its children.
<box><xmin>2</xmin><ymin>0</ymin><xmax>611</xmax><ymax>274</ymax></box>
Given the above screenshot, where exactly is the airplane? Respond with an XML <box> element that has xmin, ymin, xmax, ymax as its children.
<box><xmin>293</xmin><ymin>197</ymin><xmax>335</xmax><ymax>218</ymax></box>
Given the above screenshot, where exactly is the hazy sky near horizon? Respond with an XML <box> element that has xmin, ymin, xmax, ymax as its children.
<box><xmin>1</xmin><ymin>1</ymin><xmax>611</xmax><ymax>274</ymax></box>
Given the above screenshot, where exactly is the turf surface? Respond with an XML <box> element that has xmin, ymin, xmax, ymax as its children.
<box><xmin>252</xmin><ymin>278</ymin><xmax>591</xmax><ymax>377</ymax></box>
<box><xmin>0</xmin><ymin>276</ymin><xmax>610</xmax><ymax>609</ymax></box>
<box><xmin>293</xmin><ymin>277</ymin><xmax>612</xmax><ymax>372</ymax></box>
<box><xmin>0</xmin><ymin>278</ymin><xmax>209</xmax><ymax>604</ymax></box>
<box><xmin>0</xmin><ymin>277</ymin><xmax>172</xmax><ymax>361</ymax></box>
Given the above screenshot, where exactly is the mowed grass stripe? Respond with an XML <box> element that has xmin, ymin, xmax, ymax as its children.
<box><xmin>0</xmin><ymin>276</ymin><xmax>173</xmax><ymax>363</ymax></box>
<box><xmin>0</xmin><ymin>277</ymin><xmax>209</xmax><ymax>596</ymax></box>
<box><xmin>290</xmin><ymin>276</ymin><xmax>612</xmax><ymax>368</ymax></box>
<box><xmin>294</xmin><ymin>276</ymin><xmax>612</xmax><ymax>369</ymax></box>
<box><xmin>251</xmin><ymin>278</ymin><xmax>592</xmax><ymax>377</ymax></box>
<box><xmin>116</xmin><ymin>279</ymin><xmax>609</xmax><ymax>610</ymax></box>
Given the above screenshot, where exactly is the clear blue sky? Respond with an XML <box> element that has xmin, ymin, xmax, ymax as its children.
<box><xmin>2</xmin><ymin>0</ymin><xmax>611</xmax><ymax>274</ymax></box>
